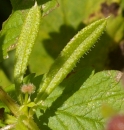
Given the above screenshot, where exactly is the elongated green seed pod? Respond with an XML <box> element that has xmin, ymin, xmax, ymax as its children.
<box><xmin>14</xmin><ymin>2</ymin><xmax>41</xmax><ymax>85</ymax></box>
<box><xmin>35</xmin><ymin>18</ymin><xmax>107</xmax><ymax>103</ymax></box>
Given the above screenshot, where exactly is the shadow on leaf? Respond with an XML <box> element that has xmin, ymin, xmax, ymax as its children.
<box><xmin>34</xmin><ymin>68</ymin><xmax>93</xmax><ymax>129</ymax></box>
<box><xmin>42</xmin><ymin>23</ymin><xmax>85</xmax><ymax>59</ymax></box>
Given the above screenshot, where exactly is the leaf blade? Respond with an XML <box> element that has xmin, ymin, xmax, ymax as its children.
<box><xmin>14</xmin><ymin>2</ymin><xmax>41</xmax><ymax>86</ymax></box>
<box><xmin>35</xmin><ymin>18</ymin><xmax>107</xmax><ymax>103</ymax></box>
<box><xmin>48</xmin><ymin>70</ymin><xmax>124</xmax><ymax>130</ymax></box>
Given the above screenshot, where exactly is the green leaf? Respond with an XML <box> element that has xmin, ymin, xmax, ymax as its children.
<box><xmin>27</xmin><ymin>102</ymin><xmax>36</xmax><ymax>108</ymax></box>
<box><xmin>0</xmin><ymin>10</ymin><xmax>25</xmax><ymax>60</ymax></box>
<box><xmin>121</xmin><ymin>0</ymin><xmax>124</xmax><ymax>8</ymax></box>
<box><xmin>48</xmin><ymin>70</ymin><xmax>124</xmax><ymax>130</ymax></box>
<box><xmin>106</xmin><ymin>15</ymin><xmax>124</xmax><ymax>42</ymax></box>
<box><xmin>0</xmin><ymin>68</ymin><xmax>11</xmax><ymax>88</ymax></box>
<box><xmin>42</xmin><ymin>0</ymin><xmax>59</xmax><ymax>16</ymax></box>
<box><xmin>23</xmin><ymin>73</ymin><xmax>36</xmax><ymax>84</ymax></box>
<box><xmin>29</xmin><ymin>0</ymin><xmax>96</xmax><ymax>75</ymax></box>
<box><xmin>0</xmin><ymin>0</ymin><xmax>59</xmax><ymax>62</ymax></box>
<box><xmin>33</xmin><ymin>68</ymin><xmax>94</xmax><ymax>129</ymax></box>
<box><xmin>29</xmin><ymin>42</ymin><xmax>54</xmax><ymax>75</ymax></box>
<box><xmin>4</xmin><ymin>114</ymin><xmax>16</xmax><ymax>124</ymax></box>
<box><xmin>35</xmin><ymin>18</ymin><xmax>107</xmax><ymax>103</ymax></box>
<box><xmin>42</xmin><ymin>68</ymin><xmax>94</xmax><ymax>109</ymax></box>
<box><xmin>0</xmin><ymin>0</ymin><xmax>34</xmax><ymax>61</ymax></box>
<box><xmin>14</xmin><ymin>2</ymin><xmax>41</xmax><ymax>85</ymax></box>
<box><xmin>29</xmin><ymin>0</ymin><xmax>124</xmax><ymax>75</ymax></box>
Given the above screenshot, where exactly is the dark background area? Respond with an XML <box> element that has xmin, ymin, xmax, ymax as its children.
<box><xmin>0</xmin><ymin>0</ymin><xmax>12</xmax><ymax>29</ymax></box>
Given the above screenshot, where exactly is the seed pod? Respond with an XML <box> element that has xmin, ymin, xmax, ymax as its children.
<box><xmin>14</xmin><ymin>2</ymin><xmax>41</xmax><ymax>85</ymax></box>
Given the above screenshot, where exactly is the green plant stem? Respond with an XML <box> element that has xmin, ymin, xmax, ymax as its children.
<box><xmin>0</xmin><ymin>87</ymin><xmax>19</xmax><ymax>117</ymax></box>
<box><xmin>23</xmin><ymin>117</ymin><xmax>40</xmax><ymax>130</ymax></box>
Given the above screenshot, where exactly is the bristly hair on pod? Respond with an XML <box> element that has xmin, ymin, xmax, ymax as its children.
<box><xmin>21</xmin><ymin>83</ymin><xmax>36</xmax><ymax>94</ymax></box>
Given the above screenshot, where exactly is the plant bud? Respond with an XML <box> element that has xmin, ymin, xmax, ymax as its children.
<box><xmin>21</xmin><ymin>84</ymin><xmax>35</xmax><ymax>94</ymax></box>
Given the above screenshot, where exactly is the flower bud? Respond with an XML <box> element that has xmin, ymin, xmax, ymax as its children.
<box><xmin>21</xmin><ymin>84</ymin><xmax>35</xmax><ymax>94</ymax></box>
